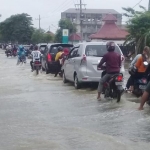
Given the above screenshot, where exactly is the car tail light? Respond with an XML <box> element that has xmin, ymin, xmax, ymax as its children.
<box><xmin>116</xmin><ymin>75</ymin><xmax>123</xmax><ymax>82</ymax></box>
<box><xmin>121</xmin><ymin>55</ymin><xmax>125</xmax><ymax>62</ymax></box>
<box><xmin>47</xmin><ymin>53</ymin><xmax>52</xmax><ymax>62</ymax></box>
<box><xmin>81</xmin><ymin>54</ymin><xmax>87</xmax><ymax>65</ymax></box>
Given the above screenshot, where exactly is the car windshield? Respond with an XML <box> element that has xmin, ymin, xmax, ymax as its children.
<box><xmin>85</xmin><ymin>45</ymin><xmax>121</xmax><ymax>57</ymax></box>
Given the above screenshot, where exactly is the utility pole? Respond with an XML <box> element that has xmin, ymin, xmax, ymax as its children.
<box><xmin>75</xmin><ymin>0</ymin><xmax>86</xmax><ymax>42</ymax></box>
<box><xmin>39</xmin><ymin>15</ymin><xmax>41</xmax><ymax>30</ymax></box>
<box><xmin>35</xmin><ymin>15</ymin><xmax>41</xmax><ymax>30</ymax></box>
<box><xmin>149</xmin><ymin>0</ymin><xmax>150</xmax><ymax>11</ymax></box>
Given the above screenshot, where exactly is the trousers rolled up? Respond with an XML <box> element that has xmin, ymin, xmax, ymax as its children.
<box><xmin>98</xmin><ymin>73</ymin><xmax>115</xmax><ymax>93</ymax></box>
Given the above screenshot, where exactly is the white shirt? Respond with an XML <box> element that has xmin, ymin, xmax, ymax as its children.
<box><xmin>31</xmin><ymin>50</ymin><xmax>42</xmax><ymax>62</ymax></box>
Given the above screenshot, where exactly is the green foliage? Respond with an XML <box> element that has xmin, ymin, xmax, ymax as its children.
<box><xmin>31</xmin><ymin>29</ymin><xmax>53</xmax><ymax>44</ymax></box>
<box><xmin>0</xmin><ymin>13</ymin><xmax>34</xmax><ymax>43</ymax></box>
<box><xmin>123</xmin><ymin>6</ymin><xmax>150</xmax><ymax>54</ymax></box>
<box><xmin>54</xmin><ymin>19</ymin><xmax>77</xmax><ymax>43</ymax></box>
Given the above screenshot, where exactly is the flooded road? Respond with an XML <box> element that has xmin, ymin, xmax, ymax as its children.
<box><xmin>0</xmin><ymin>50</ymin><xmax>150</xmax><ymax>150</ymax></box>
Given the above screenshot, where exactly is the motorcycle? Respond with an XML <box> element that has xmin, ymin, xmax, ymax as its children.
<box><xmin>132</xmin><ymin>77</ymin><xmax>148</xmax><ymax>97</ymax></box>
<box><xmin>17</xmin><ymin>55</ymin><xmax>26</xmax><ymax>65</ymax></box>
<box><xmin>132</xmin><ymin>62</ymin><xmax>149</xmax><ymax>97</ymax></box>
<box><xmin>12</xmin><ymin>50</ymin><xmax>17</xmax><ymax>57</ymax></box>
<box><xmin>33</xmin><ymin>59</ymin><xmax>42</xmax><ymax>75</ymax></box>
<box><xmin>98</xmin><ymin>65</ymin><xmax>124</xmax><ymax>102</ymax></box>
<box><xmin>5</xmin><ymin>49</ymin><xmax>12</xmax><ymax>57</ymax></box>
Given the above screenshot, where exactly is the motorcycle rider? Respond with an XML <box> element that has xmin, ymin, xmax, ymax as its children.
<box><xmin>30</xmin><ymin>45</ymin><xmax>42</xmax><ymax>72</ymax></box>
<box><xmin>126</xmin><ymin>46</ymin><xmax>150</xmax><ymax>92</ymax></box>
<box><xmin>54</xmin><ymin>46</ymin><xmax>64</xmax><ymax>77</ymax></box>
<box><xmin>125</xmin><ymin>54</ymin><xmax>142</xmax><ymax>91</ymax></box>
<box><xmin>17</xmin><ymin>45</ymin><xmax>26</xmax><ymax>64</ymax></box>
<box><xmin>97</xmin><ymin>41</ymin><xmax>121</xmax><ymax>100</ymax></box>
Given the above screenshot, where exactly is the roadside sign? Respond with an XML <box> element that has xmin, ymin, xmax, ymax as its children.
<box><xmin>62</xmin><ymin>29</ymin><xmax>69</xmax><ymax>43</ymax></box>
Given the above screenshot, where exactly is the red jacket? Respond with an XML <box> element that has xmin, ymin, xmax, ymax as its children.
<box><xmin>98</xmin><ymin>51</ymin><xmax>121</xmax><ymax>74</ymax></box>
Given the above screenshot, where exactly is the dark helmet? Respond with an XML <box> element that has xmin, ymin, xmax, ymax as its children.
<box><xmin>106</xmin><ymin>41</ymin><xmax>115</xmax><ymax>52</ymax></box>
<box><xmin>34</xmin><ymin>45</ymin><xmax>38</xmax><ymax>50</ymax></box>
<box><xmin>58</xmin><ymin>46</ymin><xmax>63</xmax><ymax>52</ymax></box>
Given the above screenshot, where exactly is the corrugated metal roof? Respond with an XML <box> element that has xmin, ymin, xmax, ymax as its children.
<box><xmin>63</xmin><ymin>8</ymin><xmax>120</xmax><ymax>14</ymax></box>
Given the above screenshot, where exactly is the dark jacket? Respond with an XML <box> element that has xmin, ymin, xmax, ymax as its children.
<box><xmin>98</xmin><ymin>51</ymin><xmax>121</xmax><ymax>74</ymax></box>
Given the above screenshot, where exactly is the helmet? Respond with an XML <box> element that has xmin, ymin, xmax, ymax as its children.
<box><xmin>34</xmin><ymin>45</ymin><xmax>38</xmax><ymax>50</ymax></box>
<box><xmin>58</xmin><ymin>46</ymin><xmax>63</xmax><ymax>52</ymax></box>
<box><xmin>19</xmin><ymin>45</ymin><xmax>23</xmax><ymax>49</ymax></box>
<box><xmin>106</xmin><ymin>41</ymin><xmax>115</xmax><ymax>52</ymax></box>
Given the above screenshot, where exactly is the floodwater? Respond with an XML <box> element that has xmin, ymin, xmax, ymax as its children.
<box><xmin>0</xmin><ymin>50</ymin><xmax>150</xmax><ymax>150</ymax></box>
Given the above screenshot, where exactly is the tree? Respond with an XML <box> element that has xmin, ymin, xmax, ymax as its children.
<box><xmin>0</xmin><ymin>13</ymin><xmax>34</xmax><ymax>43</ymax></box>
<box><xmin>43</xmin><ymin>33</ymin><xmax>52</xmax><ymax>43</ymax></box>
<box><xmin>31</xmin><ymin>29</ymin><xmax>53</xmax><ymax>44</ymax></box>
<box><xmin>54</xmin><ymin>19</ymin><xmax>77</xmax><ymax>43</ymax></box>
<box><xmin>123</xmin><ymin>6</ymin><xmax>150</xmax><ymax>54</ymax></box>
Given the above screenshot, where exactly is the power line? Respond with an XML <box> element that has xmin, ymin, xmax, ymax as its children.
<box><xmin>41</xmin><ymin>0</ymin><xmax>73</xmax><ymax>20</ymax></box>
<box><xmin>132</xmin><ymin>0</ymin><xmax>143</xmax><ymax>8</ymax></box>
<box><xmin>43</xmin><ymin>0</ymin><xmax>71</xmax><ymax>18</ymax></box>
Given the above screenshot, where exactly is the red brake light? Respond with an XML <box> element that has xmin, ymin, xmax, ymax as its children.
<box><xmin>117</xmin><ymin>75</ymin><xmax>123</xmax><ymax>81</ymax></box>
<box><xmin>82</xmin><ymin>54</ymin><xmax>86</xmax><ymax>61</ymax></box>
<box><xmin>47</xmin><ymin>53</ymin><xmax>52</xmax><ymax>62</ymax></box>
<box><xmin>121</xmin><ymin>55</ymin><xmax>125</xmax><ymax>62</ymax></box>
<box><xmin>35</xmin><ymin>61</ymin><xmax>40</xmax><ymax>64</ymax></box>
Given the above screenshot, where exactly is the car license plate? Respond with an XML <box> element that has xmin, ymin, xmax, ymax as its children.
<box><xmin>115</xmin><ymin>82</ymin><xmax>123</xmax><ymax>85</ymax></box>
<box><xmin>139</xmin><ymin>85</ymin><xmax>146</xmax><ymax>90</ymax></box>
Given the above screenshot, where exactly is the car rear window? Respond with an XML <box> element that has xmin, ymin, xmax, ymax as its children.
<box><xmin>40</xmin><ymin>45</ymin><xmax>46</xmax><ymax>51</ymax></box>
<box><xmin>85</xmin><ymin>45</ymin><xmax>121</xmax><ymax>57</ymax></box>
<box><xmin>50</xmin><ymin>45</ymin><xmax>73</xmax><ymax>54</ymax></box>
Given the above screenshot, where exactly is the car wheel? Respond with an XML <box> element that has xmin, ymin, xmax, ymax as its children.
<box><xmin>63</xmin><ymin>71</ymin><xmax>68</xmax><ymax>83</ymax></box>
<box><xmin>45</xmin><ymin>63</ymin><xmax>49</xmax><ymax>74</ymax></box>
<box><xmin>74</xmin><ymin>74</ymin><xmax>81</xmax><ymax>89</ymax></box>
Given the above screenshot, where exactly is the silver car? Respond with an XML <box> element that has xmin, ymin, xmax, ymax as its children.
<box><xmin>62</xmin><ymin>42</ymin><xmax>125</xmax><ymax>89</ymax></box>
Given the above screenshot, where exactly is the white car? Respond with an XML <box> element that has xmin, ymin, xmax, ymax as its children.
<box><xmin>62</xmin><ymin>42</ymin><xmax>125</xmax><ymax>89</ymax></box>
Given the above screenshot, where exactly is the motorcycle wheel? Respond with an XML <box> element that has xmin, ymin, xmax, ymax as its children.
<box><xmin>36</xmin><ymin>66</ymin><xmax>39</xmax><ymax>75</ymax></box>
<box><xmin>116</xmin><ymin>90</ymin><xmax>121</xmax><ymax>103</ymax></box>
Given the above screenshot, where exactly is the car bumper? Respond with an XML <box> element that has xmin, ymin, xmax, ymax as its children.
<box><xmin>78</xmin><ymin>70</ymin><xmax>125</xmax><ymax>83</ymax></box>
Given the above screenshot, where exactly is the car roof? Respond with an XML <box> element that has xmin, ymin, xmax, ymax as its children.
<box><xmin>77</xmin><ymin>41</ymin><xmax>116</xmax><ymax>46</ymax></box>
<box><xmin>47</xmin><ymin>43</ymin><xmax>73</xmax><ymax>48</ymax></box>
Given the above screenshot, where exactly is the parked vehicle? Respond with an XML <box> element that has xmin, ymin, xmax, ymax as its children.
<box><xmin>33</xmin><ymin>59</ymin><xmax>42</xmax><ymax>75</ymax></box>
<box><xmin>62</xmin><ymin>42</ymin><xmax>125</xmax><ymax>89</ymax></box>
<box><xmin>41</xmin><ymin>43</ymin><xmax>73</xmax><ymax>74</ymax></box>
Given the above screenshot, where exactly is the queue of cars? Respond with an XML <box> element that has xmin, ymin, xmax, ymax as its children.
<box><xmin>40</xmin><ymin>42</ymin><xmax>125</xmax><ymax>89</ymax></box>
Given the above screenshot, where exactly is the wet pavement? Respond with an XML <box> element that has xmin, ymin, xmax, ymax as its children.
<box><xmin>0</xmin><ymin>50</ymin><xmax>150</xmax><ymax>150</ymax></box>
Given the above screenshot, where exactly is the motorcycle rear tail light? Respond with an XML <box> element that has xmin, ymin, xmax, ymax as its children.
<box><xmin>35</xmin><ymin>61</ymin><xmax>40</xmax><ymax>64</ymax></box>
<box><xmin>116</xmin><ymin>75</ymin><xmax>123</xmax><ymax>81</ymax></box>
<box><xmin>142</xmin><ymin>79</ymin><xmax>147</xmax><ymax>84</ymax></box>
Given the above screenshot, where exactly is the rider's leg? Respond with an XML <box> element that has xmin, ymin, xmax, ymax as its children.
<box><xmin>97</xmin><ymin>74</ymin><xmax>112</xmax><ymax>100</ymax></box>
<box><xmin>30</xmin><ymin>60</ymin><xmax>33</xmax><ymax>70</ymax></box>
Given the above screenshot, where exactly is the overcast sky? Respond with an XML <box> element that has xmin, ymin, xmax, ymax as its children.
<box><xmin>0</xmin><ymin>0</ymin><xmax>149</xmax><ymax>32</ymax></box>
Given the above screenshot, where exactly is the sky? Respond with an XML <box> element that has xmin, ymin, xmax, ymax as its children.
<box><xmin>0</xmin><ymin>0</ymin><xmax>149</xmax><ymax>33</ymax></box>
